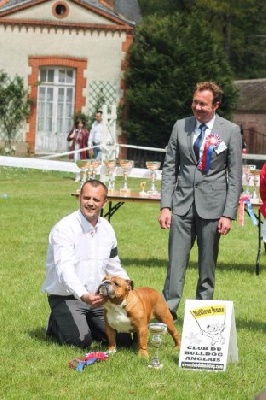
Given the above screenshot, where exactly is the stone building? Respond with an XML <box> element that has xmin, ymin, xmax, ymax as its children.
<box><xmin>1</xmin><ymin>0</ymin><xmax>265</xmax><ymax>159</ymax></box>
<box><xmin>0</xmin><ymin>0</ymin><xmax>141</xmax><ymax>154</ymax></box>
<box><xmin>233</xmin><ymin>79</ymin><xmax>266</xmax><ymax>156</ymax></box>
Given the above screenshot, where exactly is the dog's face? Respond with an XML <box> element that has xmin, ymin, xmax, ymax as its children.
<box><xmin>97</xmin><ymin>275</ymin><xmax>133</xmax><ymax>302</ymax></box>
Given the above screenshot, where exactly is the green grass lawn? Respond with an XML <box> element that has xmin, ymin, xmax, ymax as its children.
<box><xmin>0</xmin><ymin>166</ymin><xmax>265</xmax><ymax>400</ymax></box>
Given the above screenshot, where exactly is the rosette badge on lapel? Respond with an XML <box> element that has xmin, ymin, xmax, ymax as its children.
<box><xmin>198</xmin><ymin>134</ymin><xmax>227</xmax><ymax>172</ymax></box>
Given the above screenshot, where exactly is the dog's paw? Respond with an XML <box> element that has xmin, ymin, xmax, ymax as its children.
<box><xmin>138</xmin><ymin>349</ymin><xmax>149</xmax><ymax>358</ymax></box>
<box><xmin>108</xmin><ymin>347</ymin><xmax>117</xmax><ymax>354</ymax></box>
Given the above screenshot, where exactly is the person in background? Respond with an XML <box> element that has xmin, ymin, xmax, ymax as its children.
<box><xmin>88</xmin><ymin>110</ymin><xmax>112</xmax><ymax>160</ymax></box>
<box><xmin>67</xmin><ymin>118</ymin><xmax>89</xmax><ymax>181</ymax></box>
<box><xmin>259</xmin><ymin>163</ymin><xmax>266</xmax><ymax>241</ymax></box>
<box><xmin>158</xmin><ymin>81</ymin><xmax>242</xmax><ymax>321</ymax></box>
<box><xmin>42</xmin><ymin>180</ymin><xmax>132</xmax><ymax>348</ymax></box>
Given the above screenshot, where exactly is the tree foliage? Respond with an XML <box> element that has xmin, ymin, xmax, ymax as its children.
<box><xmin>0</xmin><ymin>70</ymin><xmax>33</xmax><ymax>148</ymax></box>
<box><xmin>139</xmin><ymin>0</ymin><xmax>183</xmax><ymax>16</ymax></box>
<box><xmin>124</xmin><ymin>13</ymin><xmax>238</xmax><ymax>148</ymax></box>
<box><xmin>139</xmin><ymin>0</ymin><xmax>266</xmax><ymax>79</ymax></box>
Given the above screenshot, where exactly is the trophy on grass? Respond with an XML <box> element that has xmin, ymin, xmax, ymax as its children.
<box><xmin>119</xmin><ymin>159</ymin><xmax>134</xmax><ymax>196</ymax></box>
<box><xmin>76</xmin><ymin>159</ymin><xmax>90</xmax><ymax>187</ymax></box>
<box><xmin>146</xmin><ymin>161</ymin><xmax>161</xmax><ymax>195</ymax></box>
<box><xmin>104</xmin><ymin>159</ymin><xmax>116</xmax><ymax>192</ymax></box>
<box><xmin>148</xmin><ymin>322</ymin><xmax>167</xmax><ymax>369</ymax></box>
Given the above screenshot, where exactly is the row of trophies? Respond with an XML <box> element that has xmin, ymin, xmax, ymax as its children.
<box><xmin>242</xmin><ymin>165</ymin><xmax>260</xmax><ymax>199</ymax></box>
<box><xmin>76</xmin><ymin>158</ymin><xmax>161</xmax><ymax>196</ymax></box>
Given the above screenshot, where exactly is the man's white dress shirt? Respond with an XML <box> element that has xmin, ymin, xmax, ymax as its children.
<box><xmin>42</xmin><ymin>210</ymin><xmax>129</xmax><ymax>299</ymax></box>
<box><xmin>88</xmin><ymin>121</ymin><xmax>112</xmax><ymax>147</ymax></box>
<box><xmin>193</xmin><ymin>114</ymin><xmax>216</xmax><ymax>159</ymax></box>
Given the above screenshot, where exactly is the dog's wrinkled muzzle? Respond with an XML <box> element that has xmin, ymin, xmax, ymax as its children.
<box><xmin>97</xmin><ymin>280</ymin><xmax>115</xmax><ymax>298</ymax></box>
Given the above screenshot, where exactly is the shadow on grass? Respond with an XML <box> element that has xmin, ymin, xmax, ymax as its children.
<box><xmin>122</xmin><ymin>257</ymin><xmax>261</xmax><ymax>275</ymax></box>
<box><xmin>29</xmin><ymin>327</ymin><xmax>72</xmax><ymax>344</ymax></box>
<box><xmin>122</xmin><ymin>257</ymin><xmax>166</xmax><ymax>268</ymax></box>
<box><xmin>29</xmin><ymin>318</ymin><xmax>265</xmax><ymax>351</ymax></box>
<box><xmin>63</xmin><ymin>175</ymin><xmax>75</xmax><ymax>181</ymax></box>
<box><xmin>28</xmin><ymin>328</ymin><xmax>139</xmax><ymax>353</ymax></box>
<box><xmin>29</xmin><ymin>327</ymin><xmax>47</xmax><ymax>343</ymax></box>
<box><xmin>216</xmin><ymin>262</ymin><xmax>261</xmax><ymax>275</ymax></box>
<box><xmin>235</xmin><ymin>318</ymin><xmax>266</xmax><ymax>332</ymax></box>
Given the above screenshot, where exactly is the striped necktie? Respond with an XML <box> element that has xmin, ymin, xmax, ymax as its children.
<box><xmin>193</xmin><ymin>123</ymin><xmax>207</xmax><ymax>161</ymax></box>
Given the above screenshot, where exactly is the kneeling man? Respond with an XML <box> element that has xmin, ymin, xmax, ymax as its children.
<box><xmin>42</xmin><ymin>180</ymin><xmax>131</xmax><ymax>348</ymax></box>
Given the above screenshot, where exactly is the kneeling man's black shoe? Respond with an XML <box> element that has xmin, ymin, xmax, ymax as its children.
<box><xmin>170</xmin><ymin>310</ymin><xmax>177</xmax><ymax>323</ymax></box>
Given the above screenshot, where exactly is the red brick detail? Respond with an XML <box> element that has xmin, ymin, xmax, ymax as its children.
<box><xmin>27</xmin><ymin>56</ymin><xmax>87</xmax><ymax>153</ymax></box>
<box><xmin>122</xmin><ymin>35</ymin><xmax>133</xmax><ymax>53</ymax></box>
<box><xmin>51</xmin><ymin>1</ymin><xmax>69</xmax><ymax>19</ymax></box>
<box><xmin>119</xmin><ymin>33</ymin><xmax>133</xmax><ymax>123</ymax></box>
<box><xmin>121</xmin><ymin>59</ymin><xmax>128</xmax><ymax>71</ymax></box>
<box><xmin>117</xmin><ymin>133</ymin><xmax>128</xmax><ymax>159</ymax></box>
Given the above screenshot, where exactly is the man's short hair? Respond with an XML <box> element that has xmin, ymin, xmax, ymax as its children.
<box><xmin>80</xmin><ymin>179</ymin><xmax>108</xmax><ymax>199</ymax></box>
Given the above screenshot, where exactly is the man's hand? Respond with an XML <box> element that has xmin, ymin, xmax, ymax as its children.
<box><xmin>158</xmin><ymin>208</ymin><xmax>172</xmax><ymax>229</ymax></box>
<box><xmin>218</xmin><ymin>216</ymin><xmax>231</xmax><ymax>235</ymax></box>
<box><xmin>80</xmin><ymin>293</ymin><xmax>105</xmax><ymax>307</ymax></box>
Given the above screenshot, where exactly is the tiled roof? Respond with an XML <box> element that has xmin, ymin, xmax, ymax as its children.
<box><xmin>115</xmin><ymin>0</ymin><xmax>142</xmax><ymax>23</ymax></box>
<box><xmin>0</xmin><ymin>0</ymin><xmax>32</xmax><ymax>11</ymax></box>
<box><xmin>0</xmin><ymin>0</ymin><xmax>141</xmax><ymax>24</ymax></box>
<box><xmin>234</xmin><ymin>79</ymin><xmax>266</xmax><ymax>112</ymax></box>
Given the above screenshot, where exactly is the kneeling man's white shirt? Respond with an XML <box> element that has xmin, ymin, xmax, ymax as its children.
<box><xmin>42</xmin><ymin>210</ymin><xmax>129</xmax><ymax>299</ymax></box>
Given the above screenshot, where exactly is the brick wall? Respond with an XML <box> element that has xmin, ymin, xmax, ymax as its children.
<box><xmin>233</xmin><ymin>111</ymin><xmax>266</xmax><ymax>154</ymax></box>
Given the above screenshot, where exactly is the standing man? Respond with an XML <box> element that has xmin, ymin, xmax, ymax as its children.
<box><xmin>42</xmin><ymin>180</ymin><xmax>131</xmax><ymax>348</ymax></box>
<box><xmin>158</xmin><ymin>81</ymin><xmax>242</xmax><ymax>321</ymax></box>
<box><xmin>88</xmin><ymin>110</ymin><xmax>112</xmax><ymax>160</ymax></box>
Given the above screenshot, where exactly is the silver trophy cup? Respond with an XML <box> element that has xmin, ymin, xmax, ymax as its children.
<box><xmin>148</xmin><ymin>322</ymin><xmax>167</xmax><ymax>369</ymax></box>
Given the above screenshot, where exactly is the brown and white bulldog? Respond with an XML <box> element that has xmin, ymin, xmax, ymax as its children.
<box><xmin>97</xmin><ymin>275</ymin><xmax>181</xmax><ymax>357</ymax></box>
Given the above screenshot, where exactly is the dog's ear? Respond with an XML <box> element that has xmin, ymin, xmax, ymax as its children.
<box><xmin>103</xmin><ymin>275</ymin><xmax>109</xmax><ymax>282</ymax></box>
<box><xmin>126</xmin><ymin>279</ymin><xmax>134</xmax><ymax>290</ymax></box>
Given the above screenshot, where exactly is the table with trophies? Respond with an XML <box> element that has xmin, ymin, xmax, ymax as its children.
<box><xmin>73</xmin><ymin>161</ymin><xmax>264</xmax><ymax>275</ymax></box>
<box><xmin>73</xmin><ymin>158</ymin><xmax>162</xmax><ymax>221</ymax></box>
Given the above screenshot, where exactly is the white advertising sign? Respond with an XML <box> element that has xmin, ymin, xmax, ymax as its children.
<box><xmin>179</xmin><ymin>300</ymin><xmax>238</xmax><ymax>371</ymax></box>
